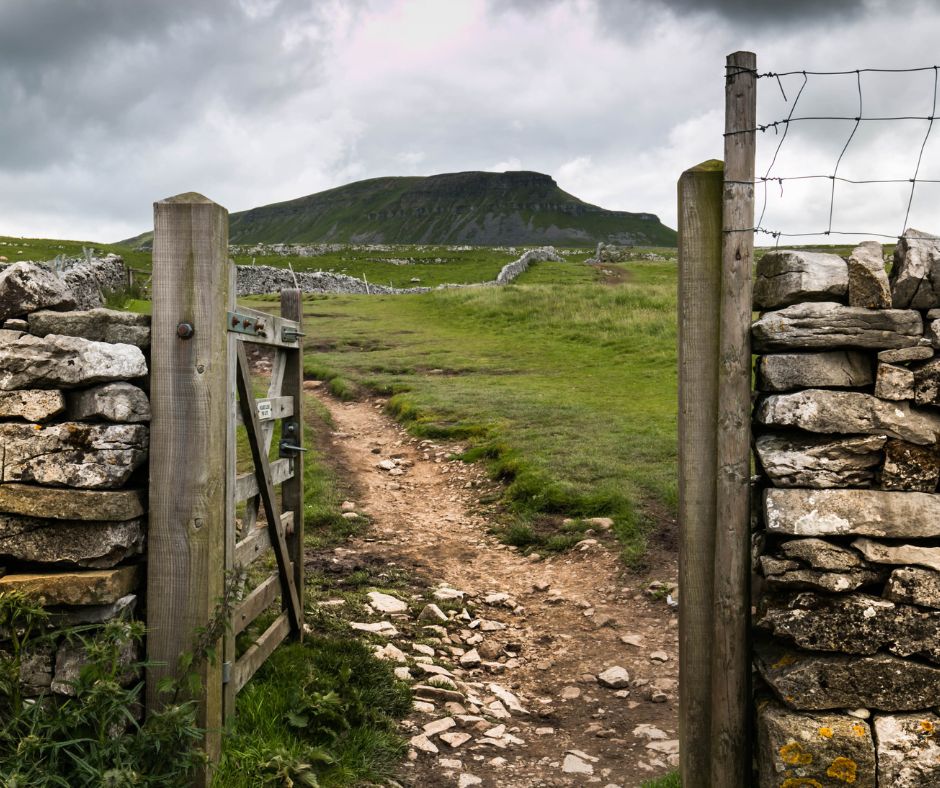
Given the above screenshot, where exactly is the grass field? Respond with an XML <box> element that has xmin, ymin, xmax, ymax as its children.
<box><xmin>244</xmin><ymin>253</ymin><xmax>680</xmax><ymax>561</ymax></box>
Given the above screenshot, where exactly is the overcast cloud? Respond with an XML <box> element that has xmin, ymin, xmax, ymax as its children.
<box><xmin>1</xmin><ymin>0</ymin><xmax>938</xmax><ymax>243</ymax></box>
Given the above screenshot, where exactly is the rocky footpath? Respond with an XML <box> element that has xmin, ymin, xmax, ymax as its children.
<box><xmin>752</xmin><ymin>231</ymin><xmax>940</xmax><ymax>786</ymax></box>
<box><xmin>0</xmin><ymin>261</ymin><xmax>149</xmax><ymax>694</ymax></box>
<box><xmin>306</xmin><ymin>391</ymin><xmax>680</xmax><ymax>787</ymax></box>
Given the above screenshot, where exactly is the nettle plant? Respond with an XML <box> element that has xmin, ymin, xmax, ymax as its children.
<box><xmin>0</xmin><ymin>590</ymin><xmax>214</xmax><ymax>787</ymax></box>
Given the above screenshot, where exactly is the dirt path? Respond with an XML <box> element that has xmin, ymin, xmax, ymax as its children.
<box><xmin>308</xmin><ymin>390</ymin><xmax>680</xmax><ymax>788</ymax></box>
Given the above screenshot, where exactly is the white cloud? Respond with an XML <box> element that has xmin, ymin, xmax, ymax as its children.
<box><xmin>1</xmin><ymin>0</ymin><xmax>939</xmax><ymax>242</ymax></box>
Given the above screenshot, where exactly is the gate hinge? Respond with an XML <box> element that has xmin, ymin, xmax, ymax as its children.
<box><xmin>227</xmin><ymin>311</ymin><xmax>268</xmax><ymax>338</ymax></box>
<box><xmin>281</xmin><ymin>326</ymin><xmax>306</xmax><ymax>344</ymax></box>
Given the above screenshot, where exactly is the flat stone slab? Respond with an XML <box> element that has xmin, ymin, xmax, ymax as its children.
<box><xmin>780</xmin><ymin>537</ymin><xmax>869</xmax><ymax>570</ymax></box>
<box><xmin>755</xmin><ymin>433</ymin><xmax>884</xmax><ymax>488</ymax></box>
<box><xmin>0</xmin><ymin>389</ymin><xmax>65</xmax><ymax>422</ymax></box>
<box><xmin>0</xmin><ymin>422</ymin><xmax>148</xmax><ymax>489</ymax></box>
<box><xmin>0</xmin><ymin>334</ymin><xmax>147</xmax><ymax>390</ymax></box>
<box><xmin>874</xmin><ymin>713</ymin><xmax>940</xmax><ymax>787</ymax></box>
<box><xmin>885</xmin><ymin>567</ymin><xmax>940</xmax><ymax>609</ymax></box>
<box><xmin>29</xmin><ymin>308</ymin><xmax>150</xmax><ymax>348</ymax></box>
<box><xmin>752</xmin><ymin>303</ymin><xmax>922</xmax><ymax>352</ymax></box>
<box><xmin>0</xmin><ymin>565</ymin><xmax>139</xmax><ymax>605</ymax></box>
<box><xmin>0</xmin><ymin>262</ymin><xmax>75</xmax><ymax>321</ymax></box>
<box><xmin>757</xmin><ymin>700</ymin><xmax>875</xmax><ymax>788</ymax></box>
<box><xmin>757</xmin><ymin>351</ymin><xmax>872</xmax><ymax>392</ymax></box>
<box><xmin>852</xmin><ymin>538</ymin><xmax>940</xmax><ymax>572</ymax></box>
<box><xmin>0</xmin><ymin>484</ymin><xmax>143</xmax><ymax>521</ymax></box>
<box><xmin>0</xmin><ymin>514</ymin><xmax>144</xmax><ymax>568</ymax></box>
<box><xmin>879</xmin><ymin>345</ymin><xmax>934</xmax><ymax>363</ymax></box>
<box><xmin>891</xmin><ymin>229</ymin><xmax>940</xmax><ymax>309</ymax></box>
<box><xmin>753</xmin><ymin>250</ymin><xmax>848</xmax><ymax>309</ymax></box>
<box><xmin>756</xmin><ymin>389</ymin><xmax>940</xmax><ymax>445</ymax></box>
<box><xmin>67</xmin><ymin>382</ymin><xmax>150</xmax><ymax>423</ymax></box>
<box><xmin>759</xmin><ymin>592</ymin><xmax>940</xmax><ymax>663</ymax></box>
<box><xmin>760</xmin><ymin>555</ymin><xmax>884</xmax><ymax>593</ymax></box>
<box><xmin>765</xmin><ymin>488</ymin><xmax>940</xmax><ymax>537</ymax></box>
<box><xmin>875</xmin><ymin>362</ymin><xmax>916</xmax><ymax>400</ymax></box>
<box><xmin>755</xmin><ymin>642</ymin><xmax>940</xmax><ymax>711</ymax></box>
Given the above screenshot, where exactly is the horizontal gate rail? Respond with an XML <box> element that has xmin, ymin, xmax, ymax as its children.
<box><xmin>231</xmin><ymin>612</ymin><xmax>291</xmax><ymax>694</ymax></box>
<box><xmin>234</xmin><ymin>458</ymin><xmax>294</xmax><ymax>503</ymax></box>
<box><xmin>233</xmin><ymin>511</ymin><xmax>293</xmax><ymax>567</ymax></box>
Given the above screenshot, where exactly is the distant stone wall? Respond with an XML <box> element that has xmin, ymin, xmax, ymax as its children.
<box><xmin>752</xmin><ymin>231</ymin><xmax>940</xmax><ymax>786</ymax></box>
<box><xmin>0</xmin><ymin>262</ymin><xmax>150</xmax><ymax>695</ymax></box>
<box><xmin>236</xmin><ymin>246</ymin><xmax>562</xmax><ymax>296</ymax></box>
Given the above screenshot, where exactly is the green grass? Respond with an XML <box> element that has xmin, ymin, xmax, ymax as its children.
<box><xmin>0</xmin><ymin>234</ymin><xmax>152</xmax><ymax>271</ymax></box>
<box><xmin>247</xmin><ymin>257</ymin><xmax>679</xmax><ymax>561</ymax></box>
<box><xmin>641</xmin><ymin>772</ymin><xmax>681</xmax><ymax>788</ymax></box>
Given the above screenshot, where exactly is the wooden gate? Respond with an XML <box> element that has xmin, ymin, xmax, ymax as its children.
<box><xmin>223</xmin><ymin>289</ymin><xmax>305</xmax><ymax>715</ymax></box>
<box><xmin>146</xmin><ymin>193</ymin><xmax>305</xmax><ymax>776</ymax></box>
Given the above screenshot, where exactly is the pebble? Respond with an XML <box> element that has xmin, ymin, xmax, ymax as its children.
<box><xmin>457</xmin><ymin>775</ymin><xmax>482</xmax><ymax>788</ymax></box>
<box><xmin>413</xmin><ymin>700</ymin><xmax>435</xmax><ymax>713</ymax></box>
<box><xmin>439</xmin><ymin>758</ymin><xmax>462</xmax><ymax>769</ymax></box>
<box><xmin>597</xmin><ymin>667</ymin><xmax>630</xmax><ymax>689</ymax></box>
<box><xmin>341</xmin><ymin>511</ymin><xmax>360</xmax><ymax>520</ymax></box>
<box><xmin>366</xmin><ymin>591</ymin><xmax>408</xmax><ymax>614</ymax></box>
<box><xmin>440</xmin><ymin>731</ymin><xmax>472</xmax><ymax>748</ymax></box>
<box><xmin>409</xmin><ymin>733</ymin><xmax>438</xmax><ymax>753</ymax></box>
<box><xmin>562</xmin><ymin>753</ymin><xmax>594</xmax><ymax>775</ymax></box>
<box><xmin>561</xmin><ymin>686</ymin><xmax>582</xmax><ymax>700</ymax></box>
<box><xmin>413</xmin><ymin>643</ymin><xmax>435</xmax><ymax>656</ymax></box>
<box><xmin>459</xmin><ymin>648</ymin><xmax>481</xmax><ymax>667</ymax></box>
<box><xmin>423</xmin><ymin>717</ymin><xmax>456</xmax><ymax>736</ymax></box>
<box><xmin>649</xmin><ymin>650</ymin><xmax>669</xmax><ymax>663</ymax></box>
<box><xmin>620</xmin><ymin>634</ymin><xmax>644</xmax><ymax>647</ymax></box>
<box><xmin>418</xmin><ymin>604</ymin><xmax>448</xmax><ymax>622</ymax></box>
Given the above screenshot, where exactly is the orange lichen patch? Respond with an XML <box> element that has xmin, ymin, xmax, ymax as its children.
<box><xmin>818</xmin><ymin>726</ymin><xmax>834</xmax><ymax>739</ymax></box>
<box><xmin>852</xmin><ymin>723</ymin><xmax>868</xmax><ymax>737</ymax></box>
<box><xmin>827</xmin><ymin>757</ymin><xmax>858</xmax><ymax>783</ymax></box>
<box><xmin>773</xmin><ymin>653</ymin><xmax>798</xmax><ymax>669</ymax></box>
<box><xmin>782</xmin><ymin>779</ymin><xmax>823</xmax><ymax>788</ymax></box>
<box><xmin>920</xmin><ymin>719</ymin><xmax>936</xmax><ymax>735</ymax></box>
<box><xmin>780</xmin><ymin>742</ymin><xmax>813</xmax><ymax>766</ymax></box>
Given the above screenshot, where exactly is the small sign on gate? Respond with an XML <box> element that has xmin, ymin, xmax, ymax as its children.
<box><xmin>257</xmin><ymin>400</ymin><xmax>273</xmax><ymax>420</ymax></box>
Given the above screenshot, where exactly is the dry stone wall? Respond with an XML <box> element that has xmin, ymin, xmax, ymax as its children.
<box><xmin>0</xmin><ymin>262</ymin><xmax>150</xmax><ymax>695</ymax></box>
<box><xmin>752</xmin><ymin>230</ymin><xmax>940</xmax><ymax>787</ymax></box>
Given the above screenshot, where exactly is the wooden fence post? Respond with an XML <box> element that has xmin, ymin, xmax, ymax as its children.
<box><xmin>711</xmin><ymin>50</ymin><xmax>757</xmax><ymax>786</ymax></box>
<box><xmin>280</xmin><ymin>288</ymin><xmax>305</xmax><ymax>630</ymax></box>
<box><xmin>677</xmin><ymin>159</ymin><xmax>723</xmax><ymax>787</ymax></box>
<box><xmin>146</xmin><ymin>192</ymin><xmax>230</xmax><ymax>779</ymax></box>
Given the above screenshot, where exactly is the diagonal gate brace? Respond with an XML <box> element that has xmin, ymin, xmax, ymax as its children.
<box><xmin>235</xmin><ymin>344</ymin><xmax>303</xmax><ymax>635</ymax></box>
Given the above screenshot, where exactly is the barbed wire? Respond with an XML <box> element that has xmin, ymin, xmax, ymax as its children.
<box><xmin>723</xmin><ymin>65</ymin><xmax>940</xmax><ymax>244</ymax></box>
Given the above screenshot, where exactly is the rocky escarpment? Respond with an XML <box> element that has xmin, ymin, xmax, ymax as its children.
<box><xmin>219</xmin><ymin>171</ymin><xmax>677</xmax><ymax>247</ymax></box>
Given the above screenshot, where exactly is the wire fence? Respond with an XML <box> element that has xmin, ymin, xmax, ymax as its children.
<box><xmin>725</xmin><ymin>65</ymin><xmax>940</xmax><ymax>245</ymax></box>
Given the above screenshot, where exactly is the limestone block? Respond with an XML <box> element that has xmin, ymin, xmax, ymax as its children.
<box><xmin>0</xmin><ymin>262</ymin><xmax>75</xmax><ymax>321</ymax></box>
<box><xmin>760</xmin><ymin>556</ymin><xmax>884</xmax><ymax>594</ymax></box>
<box><xmin>29</xmin><ymin>308</ymin><xmax>150</xmax><ymax>348</ymax></box>
<box><xmin>0</xmin><ymin>334</ymin><xmax>147</xmax><ymax>390</ymax></box>
<box><xmin>878</xmin><ymin>345</ymin><xmax>934</xmax><ymax>363</ymax></box>
<box><xmin>852</xmin><ymin>538</ymin><xmax>940</xmax><ymax>572</ymax></box>
<box><xmin>890</xmin><ymin>229</ymin><xmax>940</xmax><ymax>309</ymax></box>
<box><xmin>757</xmin><ymin>351</ymin><xmax>872</xmax><ymax>392</ymax></box>
<box><xmin>0</xmin><ymin>514</ymin><xmax>144</xmax><ymax>568</ymax></box>
<box><xmin>874</xmin><ymin>713</ymin><xmax>940</xmax><ymax>788</ymax></box>
<box><xmin>0</xmin><ymin>389</ymin><xmax>66</xmax><ymax>421</ymax></box>
<box><xmin>848</xmin><ymin>241</ymin><xmax>891</xmax><ymax>308</ymax></box>
<box><xmin>0</xmin><ymin>328</ymin><xmax>23</xmax><ymax>343</ymax></box>
<box><xmin>752</xmin><ymin>303</ymin><xmax>922</xmax><ymax>352</ymax></box>
<box><xmin>0</xmin><ymin>566</ymin><xmax>140</xmax><ymax>605</ymax></box>
<box><xmin>757</xmin><ymin>699</ymin><xmax>875</xmax><ymax>788</ymax></box>
<box><xmin>875</xmin><ymin>362</ymin><xmax>915</xmax><ymax>400</ymax></box>
<box><xmin>0</xmin><ymin>422</ymin><xmax>148</xmax><ymax>488</ymax></box>
<box><xmin>755</xmin><ymin>389</ymin><xmax>940</xmax><ymax>445</ymax></box>
<box><xmin>780</xmin><ymin>538</ymin><xmax>869</xmax><ymax>571</ymax></box>
<box><xmin>755</xmin><ymin>642</ymin><xmax>940</xmax><ymax>711</ymax></box>
<box><xmin>927</xmin><ymin>319</ymin><xmax>940</xmax><ymax>349</ymax></box>
<box><xmin>758</xmin><ymin>592</ymin><xmax>940</xmax><ymax>663</ymax></box>
<box><xmin>885</xmin><ymin>567</ymin><xmax>940</xmax><ymax>609</ymax></box>
<box><xmin>764</xmin><ymin>489</ymin><xmax>940</xmax><ymax>537</ymax></box>
<box><xmin>881</xmin><ymin>440</ymin><xmax>940</xmax><ymax>492</ymax></box>
<box><xmin>913</xmin><ymin>358</ymin><xmax>940</xmax><ymax>405</ymax></box>
<box><xmin>52</xmin><ymin>637</ymin><xmax>138</xmax><ymax>695</ymax></box>
<box><xmin>2</xmin><ymin>319</ymin><xmax>27</xmax><ymax>331</ymax></box>
<box><xmin>0</xmin><ymin>484</ymin><xmax>144</xmax><ymax>521</ymax></box>
<box><xmin>755</xmin><ymin>433</ymin><xmax>884</xmax><ymax>488</ymax></box>
<box><xmin>50</xmin><ymin>593</ymin><xmax>137</xmax><ymax>626</ymax></box>
<box><xmin>67</xmin><ymin>382</ymin><xmax>150</xmax><ymax>423</ymax></box>
<box><xmin>753</xmin><ymin>250</ymin><xmax>848</xmax><ymax>309</ymax></box>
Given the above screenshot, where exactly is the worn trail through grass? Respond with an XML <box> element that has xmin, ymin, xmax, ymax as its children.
<box><xmin>308</xmin><ymin>388</ymin><xmax>680</xmax><ymax>787</ymax></box>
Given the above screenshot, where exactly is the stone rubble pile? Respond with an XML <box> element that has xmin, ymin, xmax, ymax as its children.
<box><xmin>0</xmin><ymin>262</ymin><xmax>150</xmax><ymax>694</ymax></box>
<box><xmin>752</xmin><ymin>230</ymin><xmax>940</xmax><ymax>787</ymax></box>
<box><xmin>1</xmin><ymin>253</ymin><xmax>129</xmax><ymax>311</ymax></box>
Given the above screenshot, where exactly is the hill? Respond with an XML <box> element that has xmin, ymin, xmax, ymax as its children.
<box><xmin>121</xmin><ymin>171</ymin><xmax>676</xmax><ymax>248</ymax></box>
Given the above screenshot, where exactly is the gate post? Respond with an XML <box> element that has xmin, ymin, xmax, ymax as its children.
<box><xmin>711</xmin><ymin>50</ymin><xmax>757</xmax><ymax>786</ymax></box>
<box><xmin>677</xmin><ymin>159</ymin><xmax>723</xmax><ymax>787</ymax></box>
<box><xmin>146</xmin><ymin>192</ymin><xmax>230</xmax><ymax>776</ymax></box>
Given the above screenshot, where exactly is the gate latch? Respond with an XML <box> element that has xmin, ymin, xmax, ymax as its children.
<box><xmin>279</xmin><ymin>421</ymin><xmax>308</xmax><ymax>458</ymax></box>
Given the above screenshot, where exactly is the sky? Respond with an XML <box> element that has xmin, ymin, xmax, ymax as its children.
<box><xmin>2</xmin><ymin>0</ymin><xmax>940</xmax><ymax>244</ymax></box>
